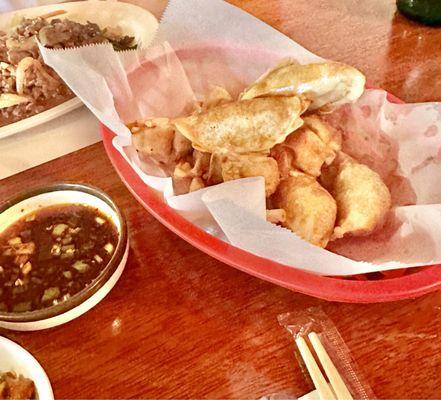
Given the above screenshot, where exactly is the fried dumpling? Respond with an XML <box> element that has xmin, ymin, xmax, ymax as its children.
<box><xmin>272</xmin><ymin>171</ymin><xmax>337</xmax><ymax>247</ymax></box>
<box><xmin>221</xmin><ymin>154</ymin><xmax>280</xmax><ymax>197</ymax></box>
<box><xmin>173</xmin><ymin>150</ymin><xmax>211</xmax><ymax>179</ymax></box>
<box><xmin>173</xmin><ymin>96</ymin><xmax>305</xmax><ymax>154</ymax></box>
<box><xmin>321</xmin><ymin>153</ymin><xmax>391</xmax><ymax>239</ymax></box>
<box><xmin>130</xmin><ymin>118</ymin><xmax>192</xmax><ymax>166</ymax></box>
<box><xmin>271</xmin><ymin>114</ymin><xmax>341</xmax><ymax>178</ymax></box>
<box><xmin>172</xmin><ymin>150</ymin><xmax>211</xmax><ymax>195</ymax></box>
<box><xmin>240</xmin><ymin>59</ymin><xmax>366</xmax><ymax>111</ymax></box>
<box><xmin>271</xmin><ymin>127</ymin><xmax>336</xmax><ymax>178</ymax></box>
<box><xmin>303</xmin><ymin>114</ymin><xmax>341</xmax><ymax>152</ymax></box>
<box><xmin>130</xmin><ymin>118</ymin><xmax>175</xmax><ymax>164</ymax></box>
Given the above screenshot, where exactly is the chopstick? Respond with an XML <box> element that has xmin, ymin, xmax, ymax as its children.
<box><xmin>295</xmin><ymin>332</ymin><xmax>354</xmax><ymax>400</ymax></box>
<box><xmin>295</xmin><ymin>336</ymin><xmax>336</xmax><ymax>400</ymax></box>
<box><xmin>308</xmin><ymin>333</ymin><xmax>353</xmax><ymax>400</ymax></box>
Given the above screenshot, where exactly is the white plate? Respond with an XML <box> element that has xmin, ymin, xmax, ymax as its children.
<box><xmin>0</xmin><ymin>98</ymin><xmax>83</xmax><ymax>140</ymax></box>
<box><xmin>0</xmin><ymin>336</ymin><xmax>54</xmax><ymax>399</ymax></box>
<box><xmin>0</xmin><ymin>0</ymin><xmax>158</xmax><ymax>139</ymax></box>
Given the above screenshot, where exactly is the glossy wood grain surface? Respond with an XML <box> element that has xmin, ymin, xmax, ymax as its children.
<box><xmin>1</xmin><ymin>0</ymin><xmax>441</xmax><ymax>398</ymax></box>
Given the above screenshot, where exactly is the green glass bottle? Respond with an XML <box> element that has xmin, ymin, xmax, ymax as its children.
<box><xmin>397</xmin><ymin>0</ymin><xmax>441</xmax><ymax>26</ymax></box>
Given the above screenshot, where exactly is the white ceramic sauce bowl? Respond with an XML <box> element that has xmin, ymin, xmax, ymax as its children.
<box><xmin>0</xmin><ymin>183</ymin><xmax>128</xmax><ymax>331</ymax></box>
<box><xmin>0</xmin><ymin>336</ymin><xmax>54</xmax><ymax>399</ymax></box>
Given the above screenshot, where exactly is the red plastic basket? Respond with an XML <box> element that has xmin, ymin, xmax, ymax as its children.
<box><xmin>100</xmin><ymin>43</ymin><xmax>441</xmax><ymax>303</ymax></box>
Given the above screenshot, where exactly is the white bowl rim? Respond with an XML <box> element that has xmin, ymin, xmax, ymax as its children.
<box><xmin>0</xmin><ymin>335</ymin><xmax>54</xmax><ymax>399</ymax></box>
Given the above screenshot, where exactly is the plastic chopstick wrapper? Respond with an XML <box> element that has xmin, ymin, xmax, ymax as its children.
<box><xmin>39</xmin><ymin>0</ymin><xmax>441</xmax><ymax>276</ymax></box>
<box><xmin>277</xmin><ymin>308</ymin><xmax>375</xmax><ymax>400</ymax></box>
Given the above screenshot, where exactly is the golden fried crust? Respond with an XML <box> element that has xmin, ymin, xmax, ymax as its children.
<box><xmin>240</xmin><ymin>59</ymin><xmax>366</xmax><ymax>110</ymax></box>
<box><xmin>173</xmin><ymin>96</ymin><xmax>305</xmax><ymax>154</ymax></box>
<box><xmin>270</xmin><ymin>145</ymin><xmax>294</xmax><ymax>180</ymax></box>
<box><xmin>131</xmin><ymin>118</ymin><xmax>175</xmax><ymax>164</ymax></box>
<box><xmin>303</xmin><ymin>115</ymin><xmax>342</xmax><ymax>152</ymax></box>
<box><xmin>192</xmin><ymin>150</ymin><xmax>211</xmax><ymax>176</ymax></box>
<box><xmin>173</xmin><ymin>150</ymin><xmax>211</xmax><ymax>180</ymax></box>
<box><xmin>130</xmin><ymin>118</ymin><xmax>193</xmax><ymax>167</ymax></box>
<box><xmin>321</xmin><ymin>153</ymin><xmax>392</xmax><ymax>239</ymax></box>
<box><xmin>221</xmin><ymin>155</ymin><xmax>280</xmax><ymax>197</ymax></box>
<box><xmin>202</xmin><ymin>86</ymin><xmax>233</xmax><ymax>110</ymax></box>
<box><xmin>266</xmin><ymin>208</ymin><xmax>287</xmax><ymax>224</ymax></box>
<box><xmin>173</xmin><ymin>131</ymin><xmax>193</xmax><ymax>160</ymax></box>
<box><xmin>206</xmin><ymin>153</ymin><xmax>224</xmax><ymax>185</ymax></box>
<box><xmin>272</xmin><ymin>128</ymin><xmax>336</xmax><ymax>177</ymax></box>
<box><xmin>272</xmin><ymin>172</ymin><xmax>337</xmax><ymax>247</ymax></box>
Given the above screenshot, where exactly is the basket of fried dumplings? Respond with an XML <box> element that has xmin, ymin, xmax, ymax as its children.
<box><xmin>128</xmin><ymin>59</ymin><xmax>392</xmax><ymax>250</ymax></box>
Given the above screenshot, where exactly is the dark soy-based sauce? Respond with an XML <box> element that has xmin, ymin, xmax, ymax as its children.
<box><xmin>0</xmin><ymin>204</ymin><xmax>118</xmax><ymax>313</ymax></box>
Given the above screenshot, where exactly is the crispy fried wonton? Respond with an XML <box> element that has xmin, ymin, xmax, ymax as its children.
<box><xmin>220</xmin><ymin>154</ymin><xmax>280</xmax><ymax>197</ymax></box>
<box><xmin>130</xmin><ymin>117</ymin><xmax>192</xmax><ymax>168</ymax></box>
<box><xmin>271</xmin><ymin>128</ymin><xmax>335</xmax><ymax>178</ymax></box>
<box><xmin>321</xmin><ymin>153</ymin><xmax>391</xmax><ymax>239</ymax></box>
<box><xmin>272</xmin><ymin>170</ymin><xmax>337</xmax><ymax>247</ymax></box>
<box><xmin>271</xmin><ymin>114</ymin><xmax>340</xmax><ymax>178</ymax></box>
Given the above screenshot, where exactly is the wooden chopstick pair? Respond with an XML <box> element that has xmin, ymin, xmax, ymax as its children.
<box><xmin>296</xmin><ymin>332</ymin><xmax>354</xmax><ymax>400</ymax></box>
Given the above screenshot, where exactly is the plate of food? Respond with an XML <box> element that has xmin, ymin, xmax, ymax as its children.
<box><xmin>0</xmin><ymin>0</ymin><xmax>158</xmax><ymax>139</ymax></box>
<box><xmin>0</xmin><ymin>336</ymin><xmax>53</xmax><ymax>399</ymax></box>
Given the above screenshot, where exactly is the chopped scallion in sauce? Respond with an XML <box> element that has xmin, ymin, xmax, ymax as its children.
<box><xmin>0</xmin><ymin>204</ymin><xmax>118</xmax><ymax>313</ymax></box>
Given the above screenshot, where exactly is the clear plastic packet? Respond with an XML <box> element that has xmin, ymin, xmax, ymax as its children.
<box><xmin>260</xmin><ymin>393</ymin><xmax>298</xmax><ymax>400</ymax></box>
<box><xmin>276</xmin><ymin>307</ymin><xmax>376</xmax><ymax>400</ymax></box>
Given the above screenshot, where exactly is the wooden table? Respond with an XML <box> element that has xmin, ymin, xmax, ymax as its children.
<box><xmin>1</xmin><ymin>0</ymin><xmax>441</xmax><ymax>398</ymax></box>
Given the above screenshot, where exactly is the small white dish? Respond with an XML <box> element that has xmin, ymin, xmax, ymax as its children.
<box><xmin>0</xmin><ymin>336</ymin><xmax>54</xmax><ymax>399</ymax></box>
<box><xmin>0</xmin><ymin>183</ymin><xmax>129</xmax><ymax>331</ymax></box>
<box><xmin>0</xmin><ymin>0</ymin><xmax>158</xmax><ymax>139</ymax></box>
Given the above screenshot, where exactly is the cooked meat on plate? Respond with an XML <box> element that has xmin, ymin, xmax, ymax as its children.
<box><xmin>0</xmin><ymin>12</ymin><xmax>136</xmax><ymax>127</ymax></box>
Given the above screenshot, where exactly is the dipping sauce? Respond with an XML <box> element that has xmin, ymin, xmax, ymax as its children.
<box><xmin>0</xmin><ymin>204</ymin><xmax>118</xmax><ymax>313</ymax></box>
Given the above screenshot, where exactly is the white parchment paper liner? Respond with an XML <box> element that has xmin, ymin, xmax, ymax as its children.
<box><xmin>39</xmin><ymin>0</ymin><xmax>441</xmax><ymax>276</ymax></box>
